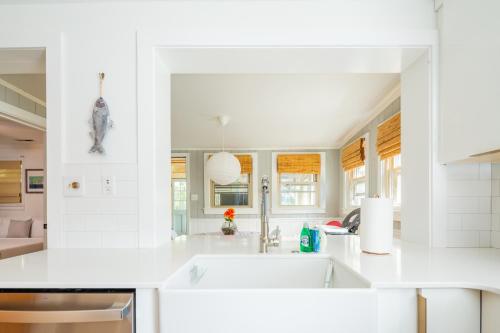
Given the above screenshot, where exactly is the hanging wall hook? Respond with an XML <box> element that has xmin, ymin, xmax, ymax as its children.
<box><xmin>98</xmin><ymin>72</ymin><xmax>105</xmax><ymax>97</ymax></box>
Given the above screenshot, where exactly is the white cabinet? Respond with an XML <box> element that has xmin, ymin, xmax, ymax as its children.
<box><xmin>439</xmin><ymin>0</ymin><xmax>500</xmax><ymax>163</ymax></box>
<box><xmin>482</xmin><ymin>291</ymin><xmax>500</xmax><ymax>333</ymax></box>
<box><xmin>419</xmin><ymin>288</ymin><xmax>480</xmax><ymax>333</ymax></box>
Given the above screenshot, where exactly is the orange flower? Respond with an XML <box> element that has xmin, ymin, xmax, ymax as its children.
<box><xmin>224</xmin><ymin>208</ymin><xmax>235</xmax><ymax>221</ymax></box>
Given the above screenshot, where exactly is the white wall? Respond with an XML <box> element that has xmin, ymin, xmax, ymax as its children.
<box><xmin>0</xmin><ymin>1</ymin><xmax>436</xmax><ymax>248</ymax></box>
<box><xmin>0</xmin><ymin>143</ymin><xmax>45</xmax><ymax>221</ymax></box>
<box><xmin>400</xmin><ymin>52</ymin><xmax>431</xmax><ymax>245</ymax></box>
<box><xmin>439</xmin><ymin>0</ymin><xmax>500</xmax><ymax>163</ymax></box>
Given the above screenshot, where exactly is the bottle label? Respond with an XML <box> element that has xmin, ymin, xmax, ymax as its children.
<box><xmin>301</xmin><ymin>235</ymin><xmax>310</xmax><ymax>247</ymax></box>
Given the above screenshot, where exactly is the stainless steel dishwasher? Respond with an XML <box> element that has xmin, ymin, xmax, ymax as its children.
<box><xmin>0</xmin><ymin>290</ymin><xmax>134</xmax><ymax>332</ymax></box>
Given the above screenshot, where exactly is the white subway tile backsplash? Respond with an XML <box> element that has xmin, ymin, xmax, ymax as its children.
<box><xmin>102</xmin><ymin>232</ymin><xmax>138</xmax><ymax>248</ymax></box>
<box><xmin>115</xmin><ymin>181</ymin><xmax>138</xmax><ymax>197</ymax></box>
<box><xmin>461</xmin><ymin>214</ymin><xmax>491</xmax><ymax>231</ymax></box>
<box><xmin>64</xmin><ymin>232</ymin><xmax>102</xmax><ymax>248</ymax></box>
<box><xmin>447</xmin><ymin>197</ymin><xmax>480</xmax><ymax>213</ymax></box>
<box><xmin>447</xmin><ymin>214</ymin><xmax>462</xmax><ymax>230</ymax></box>
<box><xmin>85</xmin><ymin>215</ymin><xmax>116</xmax><ymax>232</ymax></box>
<box><xmin>101</xmin><ymin>164</ymin><xmax>137</xmax><ymax>181</ymax></box>
<box><xmin>479</xmin><ymin>231</ymin><xmax>491</xmax><ymax>247</ymax></box>
<box><xmin>85</xmin><ymin>180</ymin><xmax>102</xmax><ymax>196</ymax></box>
<box><xmin>64</xmin><ymin>164</ymin><xmax>101</xmax><ymax>181</ymax></box>
<box><xmin>479</xmin><ymin>163</ymin><xmax>492</xmax><ymax>180</ymax></box>
<box><xmin>492</xmin><ymin>180</ymin><xmax>500</xmax><ymax>197</ymax></box>
<box><xmin>492</xmin><ymin>197</ymin><xmax>500</xmax><ymax>214</ymax></box>
<box><xmin>491</xmin><ymin>231</ymin><xmax>500</xmax><ymax>248</ymax></box>
<box><xmin>114</xmin><ymin>215</ymin><xmax>138</xmax><ymax>232</ymax></box>
<box><xmin>447</xmin><ymin>164</ymin><xmax>480</xmax><ymax>180</ymax></box>
<box><xmin>492</xmin><ymin>214</ymin><xmax>500</xmax><ymax>231</ymax></box>
<box><xmin>65</xmin><ymin>198</ymin><xmax>103</xmax><ymax>214</ymax></box>
<box><xmin>447</xmin><ymin>230</ymin><xmax>479</xmax><ymax>247</ymax></box>
<box><xmin>63</xmin><ymin>215</ymin><xmax>86</xmax><ymax>232</ymax></box>
<box><xmin>492</xmin><ymin>164</ymin><xmax>500</xmax><ymax>180</ymax></box>
<box><xmin>446</xmin><ymin>180</ymin><xmax>491</xmax><ymax>197</ymax></box>
<box><xmin>478</xmin><ymin>197</ymin><xmax>492</xmax><ymax>214</ymax></box>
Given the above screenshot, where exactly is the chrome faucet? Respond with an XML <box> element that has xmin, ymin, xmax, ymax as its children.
<box><xmin>260</xmin><ymin>176</ymin><xmax>281</xmax><ymax>253</ymax></box>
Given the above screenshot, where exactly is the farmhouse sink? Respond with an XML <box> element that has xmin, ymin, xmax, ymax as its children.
<box><xmin>160</xmin><ymin>255</ymin><xmax>376</xmax><ymax>333</ymax></box>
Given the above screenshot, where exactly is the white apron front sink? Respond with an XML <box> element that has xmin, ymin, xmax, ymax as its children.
<box><xmin>160</xmin><ymin>255</ymin><xmax>376</xmax><ymax>333</ymax></box>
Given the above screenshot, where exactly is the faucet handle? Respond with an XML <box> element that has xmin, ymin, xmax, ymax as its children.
<box><xmin>270</xmin><ymin>226</ymin><xmax>281</xmax><ymax>243</ymax></box>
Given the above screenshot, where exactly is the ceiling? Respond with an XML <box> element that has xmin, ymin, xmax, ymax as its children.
<box><xmin>0</xmin><ymin>48</ymin><xmax>45</xmax><ymax>74</ymax></box>
<box><xmin>160</xmin><ymin>48</ymin><xmax>424</xmax><ymax>74</ymax></box>
<box><xmin>0</xmin><ymin>117</ymin><xmax>45</xmax><ymax>144</ymax></box>
<box><xmin>171</xmin><ymin>73</ymin><xmax>399</xmax><ymax>149</ymax></box>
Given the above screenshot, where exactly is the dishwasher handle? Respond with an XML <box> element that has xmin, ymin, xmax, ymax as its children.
<box><xmin>0</xmin><ymin>298</ymin><xmax>132</xmax><ymax>324</ymax></box>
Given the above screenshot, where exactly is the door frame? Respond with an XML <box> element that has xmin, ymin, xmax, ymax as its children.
<box><xmin>137</xmin><ymin>29</ymin><xmax>442</xmax><ymax>247</ymax></box>
<box><xmin>171</xmin><ymin>152</ymin><xmax>190</xmax><ymax>236</ymax></box>
<box><xmin>0</xmin><ymin>33</ymin><xmax>64</xmax><ymax>248</ymax></box>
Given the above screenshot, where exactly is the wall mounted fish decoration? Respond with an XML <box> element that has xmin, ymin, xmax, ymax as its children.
<box><xmin>89</xmin><ymin>73</ymin><xmax>113</xmax><ymax>154</ymax></box>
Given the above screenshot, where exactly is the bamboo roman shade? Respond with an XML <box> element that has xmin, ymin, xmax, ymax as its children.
<box><xmin>0</xmin><ymin>161</ymin><xmax>22</xmax><ymax>204</ymax></box>
<box><xmin>341</xmin><ymin>138</ymin><xmax>365</xmax><ymax>171</ymax></box>
<box><xmin>377</xmin><ymin>112</ymin><xmax>401</xmax><ymax>160</ymax></box>
<box><xmin>171</xmin><ymin>157</ymin><xmax>187</xmax><ymax>179</ymax></box>
<box><xmin>236</xmin><ymin>155</ymin><xmax>253</xmax><ymax>174</ymax></box>
<box><xmin>277</xmin><ymin>154</ymin><xmax>321</xmax><ymax>174</ymax></box>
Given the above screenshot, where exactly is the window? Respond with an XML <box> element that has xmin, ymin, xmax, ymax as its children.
<box><xmin>279</xmin><ymin>173</ymin><xmax>319</xmax><ymax>207</ymax></box>
<box><xmin>381</xmin><ymin>154</ymin><xmax>401</xmax><ymax>207</ymax></box>
<box><xmin>345</xmin><ymin>165</ymin><xmax>367</xmax><ymax>207</ymax></box>
<box><xmin>212</xmin><ymin>173</ymin><xmax>250</xmax><ymax>207</ymax></box>
<box><xmin>204</xmin><ymin>153</ymin><xmax>258</xmax><ymax>214</ymax></box>
<box><xmin>0</xmin><ymin>160</ymin><xmax>22</xmax><ymax>204</ymax></box>
<box><xmin>341</xmin><ymin>135</ymin><xmax>368</xmax><ymax>210</ymax></box>
<box><xmin>272</xmin><ymin>152</ymin><xmax>326</xmax><ymax>214</ymax></box>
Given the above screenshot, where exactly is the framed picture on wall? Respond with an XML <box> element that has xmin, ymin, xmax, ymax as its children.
<box><xmin>25</xmin><ymin>169</ymin><xmax>44</xmax><ymax>194</ymax></box>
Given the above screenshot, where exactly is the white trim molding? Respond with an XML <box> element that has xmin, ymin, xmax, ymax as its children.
<box><xmin>203</xmin><ymin>152</ymin><xmax>259</xmax><ymax>215</ymax></box>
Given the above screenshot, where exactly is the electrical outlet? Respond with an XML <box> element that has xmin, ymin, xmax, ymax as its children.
<box><xmin>102</xmin><ymin>176</ymin><xmax>115</xmax><ymax>195</ymax></box>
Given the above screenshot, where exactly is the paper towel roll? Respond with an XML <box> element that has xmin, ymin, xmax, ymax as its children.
<box><xmin>360</xmin><ymin>198</ymin><xmax>393</xmax><ymax>254</ymax></box>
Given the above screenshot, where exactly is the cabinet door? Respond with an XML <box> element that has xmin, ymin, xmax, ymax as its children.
<box><xmin>419</xmin><ymin>288</ymin><xmax>480</xmax><ymax>333</ymax></box>
<box><xmin>439</xmin><ymin>0</ymin><xmax>500</xmax><ymax>162</ymax></box>
<box><xmin>482</xmin><ymin>291</ymin><xmax>500</xmax><ymax>333</ymax></box>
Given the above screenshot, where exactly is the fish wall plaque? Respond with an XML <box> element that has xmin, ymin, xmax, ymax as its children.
<box><xmin>89</xmin><ymin>72</ymin><xmax>113</xmax><ymax>154</ymax></box>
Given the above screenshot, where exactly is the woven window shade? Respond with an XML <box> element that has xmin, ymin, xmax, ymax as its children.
<box><xmin>0</xmin><ymin>161</ymin><xmax>22</xmax><ymax>204</ymax></box>
<box><xmin>171</xmin><ymin>157</ymin><xmax>186</xmax><ymax>179</ymax></box>
<box><xmin>277</xmin><ymin>154</ymin><xmax>321</xmax><ymax>174</ymax></box>
<box><xmin>236</xmin><ymin>155</ymin><xmax>252</xmax><ymax>174</ymax></box>
<box><xmin>377</xmin><ymin>113</ymin><xmax>401</xmax><ymax>160</ymax></box>
<box><xmin>341</xmin><ymin>138</ymin><xmax>365</xmax><ymax>171</ymax></box>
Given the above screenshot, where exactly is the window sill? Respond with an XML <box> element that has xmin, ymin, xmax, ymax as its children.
<box><xmin>0</xmin><ymin>204</ymin><xmax>25</xmax><ymax>211</ymax></box>
<box><xmin>204</xmin><ymin>207</ymin><xmax>259</xmax><ymax>215</ymax></box>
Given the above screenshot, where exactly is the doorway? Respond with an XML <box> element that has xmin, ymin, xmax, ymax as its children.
<box><xmin>171</xmin><ymin>154</ymin><xmax>189</xmax><ymax>237</ymax></box>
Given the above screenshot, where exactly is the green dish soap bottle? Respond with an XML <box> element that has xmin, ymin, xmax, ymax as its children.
<box><xmin>300</xmin><ymin>223</ymin><xmax>312</xmax><ymax>252</ymax></box>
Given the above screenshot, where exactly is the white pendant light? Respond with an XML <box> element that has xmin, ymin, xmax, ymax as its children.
<box><xmin>206</xmin><ymin>116</ymin><xmax>241</xmax><ymax>185</ymax></box>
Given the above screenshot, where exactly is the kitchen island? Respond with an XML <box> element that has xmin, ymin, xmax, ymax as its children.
<box><xmin>0</xmin><ymin>234</ymin><xmax>499</xmax><ymax>332</ymax></box>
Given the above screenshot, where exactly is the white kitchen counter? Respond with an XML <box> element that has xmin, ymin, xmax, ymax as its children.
<box><xmin>0</xmin><ymin>234</ymin><xmax>499</xmax><ymax>293</ymax></box>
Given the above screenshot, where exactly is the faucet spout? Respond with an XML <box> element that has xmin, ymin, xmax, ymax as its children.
<box><xmin>260</xmin><ymin>176</ymin><xmax>280</xmax><ymax>253</ymax></box>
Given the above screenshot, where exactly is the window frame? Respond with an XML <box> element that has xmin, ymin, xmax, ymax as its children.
<box><xmin>271</xmin><ymin>151</ymin><xmax>326</xmax><ymax>214</ymax></box>
<box><xmin>342</xmin><ymin>134</ymin><xmax>369</xmax><ymax>213</ymax></box>
<box><xmin>379</xmin><ymin>153</ymin><xmax>402</xmax><ymax>211</ymax></box>
<box><xmin>203</xmin><ymin>152</ymin><xmax>258</xmax><ymax>215</ymax></box>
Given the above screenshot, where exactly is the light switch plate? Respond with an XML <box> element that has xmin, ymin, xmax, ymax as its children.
<box><xmin>191</xmin><ymin>194</ymin><xmax>198</xmax><ymax>201</ymax></box>
<box><xmin>102</xmin><ymin>176</ymin><xmax>115</xmax><ymax>195</ymax></box>
<box><xmin>63</xmin><ymin>176</ymin><xmax>85</xmax><ymax>197</ymax></box>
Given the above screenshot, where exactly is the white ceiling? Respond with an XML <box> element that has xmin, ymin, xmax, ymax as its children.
<box><xmin>0</xmin><ymin>117</ymin><xmax>45</xmax><ymax>144</ymax></box>
<box><xmin>0</xmin><ymin>48</ymin><xmax>45</xmax><ymax>74</ymax></box>
<box><xmin>160</xmin><ymin>48</ymin><xmax>424</xmax><ymax>74</ymax></box>
<box><xmin>171</xmin><ymin>74</ymin><xmax>399</xmax><ymax>149</ymax></box>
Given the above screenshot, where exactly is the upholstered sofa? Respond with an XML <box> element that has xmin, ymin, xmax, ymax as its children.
<box><xmin>0</xmin><ymin>218</ymin><xmax>44</xmax><ymax>259</ymax></box>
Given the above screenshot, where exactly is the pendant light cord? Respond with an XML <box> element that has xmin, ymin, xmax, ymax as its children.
<box><xmin>222</xmin><ymin>123</ymin><xmax>225</xmax><ymax>152</ymax></box>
